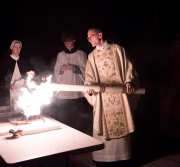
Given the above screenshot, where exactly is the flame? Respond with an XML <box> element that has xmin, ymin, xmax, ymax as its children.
<box><xmin>26</xmin><ymin>71</ymin><xmax>36</xmax><ymax>89</ymax></box>
<box><xmin>17</xmin><ymin>71</ymin><xmax>53</xmax><ymax>118</ymax></box>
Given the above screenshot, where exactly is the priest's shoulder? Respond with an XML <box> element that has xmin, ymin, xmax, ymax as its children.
<box><xmin>87</xmin><ymin>49</ymin><xmax>96</xmax><ymax>60</ymax></box>
<box><xmin>111</xmin><ymin>43</ymin><xmax>124</xmax><ymax>51</ymax></box>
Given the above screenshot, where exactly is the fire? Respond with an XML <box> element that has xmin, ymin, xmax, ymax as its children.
<box><xmin>17</xmin><ymin>71</ymin><xmax>53</xmax><ymax>119</ymax></box>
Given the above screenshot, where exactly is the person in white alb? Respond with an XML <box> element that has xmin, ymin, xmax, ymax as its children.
<box><xmin>52</xmin><ymin>30</ymin><xmax>91</xmax><ymax>133</ymax></box>
<box><xmin>84</xmin><ymin>27</ymin><xmax>139</xmax><ymax>167</ymax></box>
<box><xmin>54</xmin><ymin>32</ymin><xmax>87</xmax><ymax>99</ymax></box>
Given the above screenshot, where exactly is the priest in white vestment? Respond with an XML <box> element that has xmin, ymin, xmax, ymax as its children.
<box><xmin>84</xmin><ymin>28</ymin><xmax>139</xmax><ymax>167</ymax></box>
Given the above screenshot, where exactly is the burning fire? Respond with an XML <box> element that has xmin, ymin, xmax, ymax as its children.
<box><xmin>17</xmin><ymin>71</ymin><xmax>53</xmax><ymax>119</ymax></box>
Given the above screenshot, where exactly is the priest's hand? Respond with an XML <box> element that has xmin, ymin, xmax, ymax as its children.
<box><xmin>126</xmin><ymin>82</ymin><xmax>134</xmax><ymax>94</ymax></box>
<box><xmin>10</xmin><ymin>84</ymin><xmax>17</xmax><ymax>90</ymax></box>
<box><xmin>61</xmin><ymin>65</ymin><xmax>67</xmax><ymax>71</ymax></box>
<box><xmin>85</xmin><ymin>84</ymin><xmax>94</xmax><ymax>96</ymax></box>
<box><xmin>86</xmin><ymin>89</ymin><xmax>94</xmax><ymax>96</ymax></box>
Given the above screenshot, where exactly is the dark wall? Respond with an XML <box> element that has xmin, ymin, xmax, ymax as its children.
<box><xmin>0</xmin><ymin>0</ymin><xmax>180</xmax><ymax>160</ymax></box>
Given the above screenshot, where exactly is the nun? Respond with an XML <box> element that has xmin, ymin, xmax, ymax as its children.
<box><xmin>0</xmin><ymin>40</ymin><xmax>29</xmax><ymax>107</ymax></box>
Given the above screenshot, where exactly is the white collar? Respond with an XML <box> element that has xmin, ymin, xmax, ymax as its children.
<box><xmin>96</xmin><ymin>41</ymin><xmax>108</xmax><ymax>50</ymax></box>
<box><xmin>10</xmin><ymin>54</ymin><xmax>19</xmax><ymax>61</ymax></box>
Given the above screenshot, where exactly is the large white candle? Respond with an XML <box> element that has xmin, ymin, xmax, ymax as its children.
<box><xmin>50</xmin><ymin>84</ymin><xmax>145</xmax><ymax>94</ymax></box>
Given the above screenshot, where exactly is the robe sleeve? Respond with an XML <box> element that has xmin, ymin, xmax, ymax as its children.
<box><xmin>116</xmin><ymin>45</ymin><xmax>140</xmax><ymax>112</ymax></box>
<box><xmin>83</xmin><ymin>52</ymin><xmax>99</xmax><ymax>107</ymax></box>
<box><xmin>83</xmin><ymin>53</ymin><xmax>103</xmax><ymax>134</ymax></box>
<box><xmin>118</xmin><ymin>46</ymin><xmax>133</xmax><ymax>83</ymax></box>
<box><xmin>73</xmin><ymin>66</ymin><xmax>82</xmax><ymax>74</ymax></box>
<box><xmin>54</xmin><ymin>53</ymin><xmax>64</xmax><ymax>83</ymax></box>
<box><xmin>75</xmin><ymin>51</ymin><xmax>87</xmax><ymax>82</ymax></box>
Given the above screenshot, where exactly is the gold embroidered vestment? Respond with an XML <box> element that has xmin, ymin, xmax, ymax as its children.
<box><xmin>84</xmin><ymin>44</ymin><xmax>138</xmax><ymax>139</ymax></box>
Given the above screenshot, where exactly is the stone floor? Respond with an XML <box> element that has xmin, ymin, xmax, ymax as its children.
<box><xmin>36</xmin><ymin>151</ymin><xmax>180</xmax><ymax>167</ymax></box>
<box><xmin>141</xmin><ymin>153</ymin><xmax>180</xmax><ymax>167</ymax></box>
<box><xmin>68</xmin><ymin>152</ymin><xmax>180</xmax><ymax>167</ymax></box>
<box><xmin>3</xmin><ymin>151</ymin><xmax>180</xmax><ymax>167</ymax></box>
<box><xmin>1</xmin><ymin>138</ymin><xmax>180</xmax><ymax>167</ymax></box>
<box><xmin>70</xmin><ymin>152</ymin><xmax>180</xmax><ymax>167</ymax></box>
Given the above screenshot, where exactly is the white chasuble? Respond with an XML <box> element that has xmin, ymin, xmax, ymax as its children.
<box><xmin>84</xmin><ymin>43</ymin><xmax>138</xmax><ymax>161</ymax></box>
<box><xmin>84</xmin><ymin>43</ymin><xmax>137</xmax><ymax>140</ymax></box>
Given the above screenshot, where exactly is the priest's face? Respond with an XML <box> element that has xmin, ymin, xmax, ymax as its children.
<box><xmin>12</xmin><ymin>43</ymin><xmax>21</xmax><ymax>56</ymax></box>
<box><xmin>64</xmin><ymin>39</ymin><xmax>75</xmax><ymax>51</ymax></box>
<box><xmin>87</xmin><ymin>29</ymin><xmax>102</xmax><ymax>47</ymax></box>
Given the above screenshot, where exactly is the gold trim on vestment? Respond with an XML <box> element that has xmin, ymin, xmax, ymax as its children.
<box><xmin>84</xmin><ymin>44</ymin><xmax>136</xmax><ymax>139</ymax></box>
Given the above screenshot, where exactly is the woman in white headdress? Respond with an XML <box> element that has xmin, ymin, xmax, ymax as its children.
<box><xmin>0</xmin><ymin>40</ymin><xmax>29</xmax><ymax>106</ymax></box>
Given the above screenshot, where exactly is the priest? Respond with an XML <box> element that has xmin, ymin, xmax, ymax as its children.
<box><xmin>84</xmin><ymin>27</ymin><xmax>139</xmax><ymax>167</ymax></box>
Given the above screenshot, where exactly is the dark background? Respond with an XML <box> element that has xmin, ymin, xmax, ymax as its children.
<box><xmin>0</xmin><ymin>0</ymin><xmax>179</xmax><ymax>78</ymax></box>
<box><xmin>1</xmin><ymin>0</ymin><xmax>180</xmax><ymax>166</ymax></box>
<box><xmin>0</xmin><ymin>0</ymin><xmax>179</xmax><ymax>60</ymax></box>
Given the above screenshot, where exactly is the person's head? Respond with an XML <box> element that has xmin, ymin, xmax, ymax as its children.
<box><xmin>61</xmin><ymin>31</ymin><xmax>75</xmax><ymax>51</ymax></box>
<box><xmin>87</xmin><ymin>28</ymin><xmax>104</xmax><ymax>47</ymax></box>
<box><xmin>10</xmin><ymin>40</ymin><xmax>22</xmax><ymax>56</ymax></box>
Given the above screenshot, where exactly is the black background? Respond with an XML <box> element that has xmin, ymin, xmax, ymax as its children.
<box><xmin>0</xmin><ymin>0</ymin><xmax>179</xmax><ymax>61</ymax></box>
<box><xmin>0</xmin><ymin>0</ymin><xmax>180</xmax><ymax>166</ymax></box>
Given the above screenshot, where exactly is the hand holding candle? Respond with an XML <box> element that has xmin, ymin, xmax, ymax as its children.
<box><xmin>125</xmin><ymin>83</ymin><xmax>134</xmax><ymax>94</ymax></box>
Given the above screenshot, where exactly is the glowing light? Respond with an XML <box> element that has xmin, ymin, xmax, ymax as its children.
<box><xmin>17</xmin><ymin>71</ymin><xmax>53</xmax><ymax>118</ymax></box>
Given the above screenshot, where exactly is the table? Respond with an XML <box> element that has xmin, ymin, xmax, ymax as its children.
<box><xmin>0</xmin><ymin>116</ymin><xmax>104</xmax><ymax>166</ymax></box>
